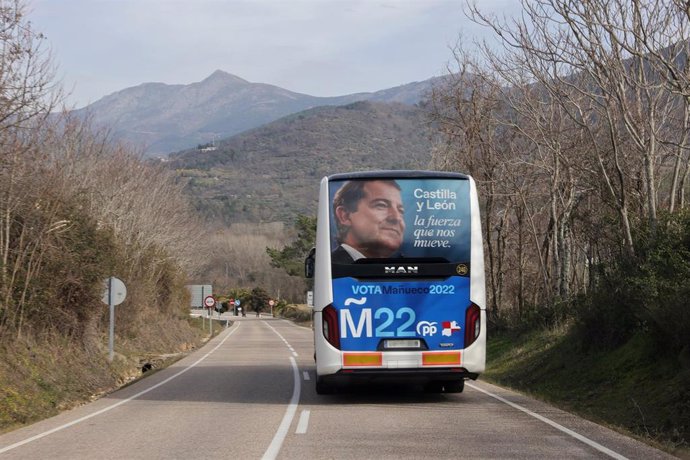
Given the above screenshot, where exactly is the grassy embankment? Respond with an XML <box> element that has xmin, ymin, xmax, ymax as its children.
<box><xmin>0</xmin><ymin>316</ymin><xmax>227</xmax><ymax>435</ymax></box>
<box><xmin>484</xmin><ymin>325</ymin><xmax>690</xmax><ymax>458</ymax></box>
<box><xmin>278</xmin><ymin>304</ymin><xmax>313</xmax><ymax>327</ymax></box>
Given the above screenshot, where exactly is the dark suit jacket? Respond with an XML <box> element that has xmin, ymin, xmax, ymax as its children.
<box><xmin>331</xmin><ymin>245</ymin><xmax>355</xmax><ymax>264</ymax></box>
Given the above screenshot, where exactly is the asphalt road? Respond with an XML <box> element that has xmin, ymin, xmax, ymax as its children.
<box><xmin>0</xmin><ymin>316</ymin><xmax>677</xmax><ymax>459</ymax></box>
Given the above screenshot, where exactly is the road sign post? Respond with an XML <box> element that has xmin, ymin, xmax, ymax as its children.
<box><xmin>204</xmin><ymin>295</ymin><xmax>215</xmax><ymax>333</ymax></box>
<box><xmin>101</xmin><ymin>277</ymin><xmax>127</xmax><ymax>362</ymax></box>
<box><xmin>234</xmin><ymin>299</ymin><xmax>241</xmax><ymax>317</ymax></box>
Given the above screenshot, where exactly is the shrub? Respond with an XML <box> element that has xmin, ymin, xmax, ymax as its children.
<box><xmin>574</xmin><ymin>212</ymin><xmax>690</xmax><ymax>353</ymax></box>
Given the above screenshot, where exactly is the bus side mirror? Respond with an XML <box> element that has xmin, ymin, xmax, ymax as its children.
<box><xmin>304</xmin><ymin>248</ymin><xmax>316</xmax><ymax>278</ymax></box>
<box><xmin>305</xmin><ymin>247</ymin><xmax>315</xmax><ymax>278</ymax></box>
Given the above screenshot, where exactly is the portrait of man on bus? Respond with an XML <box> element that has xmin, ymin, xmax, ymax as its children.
<box><xmin>331</xmin><ymin>179</ymin><xmax>406</xmax><ymax>263</ymax></box>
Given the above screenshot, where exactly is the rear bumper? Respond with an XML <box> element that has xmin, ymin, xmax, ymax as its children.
<box><xmin>318</xmin><ymin>367</ymin><xmax>479</xmax><ymax>386</ymax></box>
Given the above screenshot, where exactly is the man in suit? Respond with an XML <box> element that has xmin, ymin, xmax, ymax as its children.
<box><xmin>331</xmin><ymin>179</ymin><xmax>405</xmax><ymax>263</ymax></box>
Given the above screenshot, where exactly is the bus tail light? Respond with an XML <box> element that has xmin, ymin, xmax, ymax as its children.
<box><xmin>464</xmin><ymin>304</ymin><xmax>481</xmax><ymax>348</ymax></box>
<box><xmin>322</xmin><ymin>305</ymin><xmax>340</xmax><ymax>349</ymax></box>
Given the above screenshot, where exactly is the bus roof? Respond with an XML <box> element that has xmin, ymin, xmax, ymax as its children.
<box><xmin>327</xmin><ymin>170</ymin><xmax>470</xmax><ymax>181</ymax></box>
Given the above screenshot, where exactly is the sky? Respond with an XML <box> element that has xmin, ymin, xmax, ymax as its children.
<box><xmin>28</xmin><ymin>0</ymin><xmax>518</xmax><ymax>109</ymax></box>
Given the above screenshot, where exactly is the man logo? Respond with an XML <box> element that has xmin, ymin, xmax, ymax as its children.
<box><xmin>385</xmin><ymin>266</ymin><xmax>419</xmax><ymax>274</ymax></box>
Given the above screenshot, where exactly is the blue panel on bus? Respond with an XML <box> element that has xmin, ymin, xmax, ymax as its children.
<box><xmin>332</xmin><ymin>277</ymin><xmax>471</xmax><ymax>351</ymax></box>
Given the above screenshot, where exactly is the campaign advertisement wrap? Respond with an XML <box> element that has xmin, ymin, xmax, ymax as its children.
<box><xmin>329</xmin><ymin>178</ymin><xmax>472</xmax><ymax>351</ymax></box>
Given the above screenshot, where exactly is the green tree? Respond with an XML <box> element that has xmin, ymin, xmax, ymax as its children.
<box><xmin>249</xmin><ymin>286</ymin><xmax>270</xmax><ymax>315</ymax></box>
<box><xmin>266</xmin><ymin>215</ymin><xmax>316</xmax><ymax>277</ymax></box>
<box><xmin>225</xmin><ymin>288</ymin><xmax>249</xmax><ymax>314</ymax></box>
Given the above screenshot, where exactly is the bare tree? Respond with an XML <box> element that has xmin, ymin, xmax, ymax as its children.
<box><xmin>468</xmin><ymin>0</ymin><xmax>690</xmax><ymax>245</ymax></box>
<box><xmin>0</xmin><ymin>0</ymin><xmax>62</xmax><ymax>336</ymax></box>
<box><xmin>431</xmin><ymin>0</ymin><xmax>690</xmax><ymax>321</ymax></box>
<box><xmin>0</xmin><ymin>0</ymin><xmax>60</xmax><ymax>134</ymax></box>
<box><xmin>198</xmin><ymin>222</ymin><xmax>308</xmax><ymax>303</ymax></box>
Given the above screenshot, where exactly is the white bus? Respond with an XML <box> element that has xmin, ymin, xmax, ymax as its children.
<box><xmin>305</xmin><ymin>171</ymin><xmax>486</xmax><ymax>394</ymax></box>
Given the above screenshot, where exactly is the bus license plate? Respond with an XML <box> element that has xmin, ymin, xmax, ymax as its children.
<box><xmin>384</xmin><ymin>339</ymin><xmax>421</xmax><ymax>349</ymax></box>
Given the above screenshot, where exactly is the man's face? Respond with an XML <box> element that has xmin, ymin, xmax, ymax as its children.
<box><xmin>337</xmin><ymin>181</ymin><xmax>405</xmax><ymax>257</ymax></box>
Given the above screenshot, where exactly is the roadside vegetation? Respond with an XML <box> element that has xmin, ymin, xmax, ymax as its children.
<box><xmin>0</xmin><ymin>1</ymin><xmax>214</xmax><ymax>432</ymax></box>
<box><xmin>485</xmin><ymin>327</ymin><xmax>689</xmax><ymax>457</ymax></box>
<box><xmin>428</xmin><ymin>0</ymin><xmax>690</xmax><ymax>454</ymax></box>
<box><xmin>480</xmin><ymin>212</ymin><xmax>690</xmax><ymax>456</ymax></box>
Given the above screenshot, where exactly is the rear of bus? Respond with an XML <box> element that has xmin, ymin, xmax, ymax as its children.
<box><xmin>308</xmin><ymin>171</ymin><xmax>486</xmax><ymax>394</ymax></box>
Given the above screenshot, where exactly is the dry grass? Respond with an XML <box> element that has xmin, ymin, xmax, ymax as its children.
<box><xmin>278</xmin><ymin>303</ymin><xmax>313</xmax><ymax>328</ymax></box>
<box><xmin>0</xmin><ymin>317</ymin><xmax>212</xmax><ymax>434</ymax></box>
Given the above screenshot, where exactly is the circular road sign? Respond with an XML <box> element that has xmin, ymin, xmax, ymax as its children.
<box><xmin>204</xmin><ymin>295</ymin><xmax>216</xmax><ymax>308</ymax></box>
<box><xmin>101</xmin><ymin>277</ymin><xmax>127</xmax><ymax>306</ymax></box>
<box><xmin>269</xmin><ymin>300</ymin><xmax>275</xmax><ymax>306</ymax></box>
<box><xmin>234</xmin><ymin>299</ymin><xmax>241</xmax><ymax>306</ymax></box>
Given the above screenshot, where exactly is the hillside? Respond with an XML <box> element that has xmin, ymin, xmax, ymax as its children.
<box><xmin>166</xmin><ymin>100</ymin><xmax>437</xmax><ymax>223</ymax></box>
<box><xmin>75</xmin><ymin>70</ymin><xmax>442</xmax><ymax>156</ymax></box>
<box><xmin>485</xmin><ymin>328</ymin><xmax>690</xmax><ymax>457</ymax></box>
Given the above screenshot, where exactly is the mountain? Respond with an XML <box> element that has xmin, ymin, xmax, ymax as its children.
<box><xmin>75</xmin><ymin>70</ymin><xmax>441</xmax><ymax>156</ymax></box>
<box><xmin>166</xmin><ymin>100</ymin><xmax>438</xmax><ymax>223</ymax></box>
<box><xmin>367</xmin><ymin>76</ymin><xmax>445</xmax><ymax>104</ymax></box>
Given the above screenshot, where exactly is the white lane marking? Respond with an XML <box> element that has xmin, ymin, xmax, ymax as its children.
<box><xmin>264</xmin><ymin>322</ymin><xmax>299</xmax><ymax>360</ymax></box>
<box><xmin>466</xmin><ymin>382</ymin><xmax>628</xmax><ymax>460</ymax></box>
<box><xmin>0</xmin><ymin>323</ymin><xmax>242</xmax><ymax>455</ymax></box>
<box><xmin>295</xmin><ymin>410</ymin><xmax>310</xmax><ymax>434</ymax></box>
<box><xmin>302</xmin><ymin>371</ymin><xmax>310</xmax><ymax>381</ymax></box>
<box><xmin>261</xmin><ymin>357</ymin><xmax>300</xmax><ymax>460</ymax></box>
